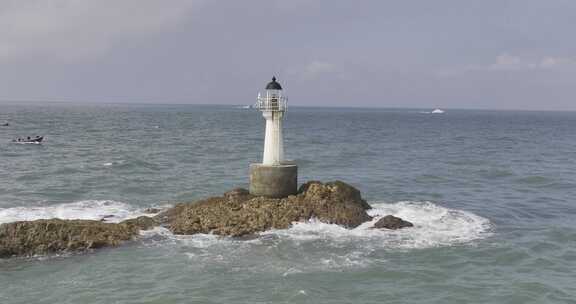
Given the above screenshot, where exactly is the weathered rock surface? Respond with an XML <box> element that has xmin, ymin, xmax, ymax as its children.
<box><xmin>143</xmin><ymin>208</ymin><xmax>162</xmax><ymax>214</ymax></box>
<box><xmin>157</xmin><ymin>181</ymin><xmax>373</xmax><ymax>237</ymax></box>
<box><xmin>120</xmin><ymin>216</ymin><xmax>159</xmax><ymax>231</ymax></box>
<box><xmin>0</xmin><ymin>181</ymin><xmax>383</xmax><ymax>258</ymax></box>
<box><xmin>0</xmin><ymin>216</ymin><xmax>158</xmax><ymax>258</ymax></box>
<box><xmin>372</xmin><ymin>215</ymin><xmax>414</xmax><ymax>230</ymax></box>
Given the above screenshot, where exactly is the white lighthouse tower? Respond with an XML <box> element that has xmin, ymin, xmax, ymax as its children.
<box><xmin>259</xmin><ymin>76</ymin><xmax>286</xmax><ymax>165</ymax></box>
<box><xmin>249</xmin><ymin>77</ymin><xmax>298</xmax><ymax>198</ymax></box>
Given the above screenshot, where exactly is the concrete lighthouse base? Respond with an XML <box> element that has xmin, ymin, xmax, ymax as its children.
<box><xmin>249</xmin><ymin>163</ymin><xmax>298</xmax><ymax>198</ymax></box>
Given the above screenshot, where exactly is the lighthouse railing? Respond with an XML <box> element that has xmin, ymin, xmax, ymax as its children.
<box><xmin>255</xmin><ymin>96</ymin><xmax>287</xmax><ymax>112</ymax></box>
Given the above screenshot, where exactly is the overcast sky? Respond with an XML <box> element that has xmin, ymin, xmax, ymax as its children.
<box><xmin>1</xmin><ymin>0</ymin><xmax>575</xmax><ymax>110</ymax></box>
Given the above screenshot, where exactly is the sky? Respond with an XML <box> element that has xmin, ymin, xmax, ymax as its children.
<box><xmin>1</xmin><ymin>0</ymin><xmax>576</xmax><ymax>110</ymax></box>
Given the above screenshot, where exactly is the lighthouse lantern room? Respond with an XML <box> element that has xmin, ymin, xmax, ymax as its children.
<box><xmin>249</xmin><ymin>77</ymin><xmax>298</xmax><ymax>198</ymax></box>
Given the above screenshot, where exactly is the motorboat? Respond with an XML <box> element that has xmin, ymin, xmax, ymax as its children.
<box><xmin>12</xmin><ymin>136</ymin><xmax>44</xmax><ymax>144</ymax></box>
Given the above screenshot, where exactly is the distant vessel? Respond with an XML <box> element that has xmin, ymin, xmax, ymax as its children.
<box><xmin>11</xmin><ymin>136</ymin><xmax>44</xmax><ymax>144</ymax></box>
<box><xmin>431</xmin><ymin>108</ymin><xmax>445</xmax><ymax>114</ymax></box>
<box><xmin>239</xmin><ymin>105</ymin><xmax>252</xmax><ymax>109</ymax></box>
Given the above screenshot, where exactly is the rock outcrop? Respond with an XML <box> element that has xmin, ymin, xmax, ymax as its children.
<box><xmin>157</xmin><ymin>181</ymin><xmax>373</xmax><ymax>237</ymax></box>
<box><xmin>1</xmin><ymin>181</ymin><xmax>414</xmax><ymax>258</ymax></box>
<box><xmin>0</xmin><ymin>216</ymin><xmax>157</xmax><ymax>258</ymax></box>
<box><xmin>120</xmin><ymin>216</ymin><xmax>159</xmax><ymax>231</ymax></box>
<box><xmin>372</xmin><ymin>215</ymin><xmax>413</xmax><ymax>230</ymax></box>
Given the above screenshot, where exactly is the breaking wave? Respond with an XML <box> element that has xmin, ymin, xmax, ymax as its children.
<box><xmin>0</xmin><ymin>200</ymin><xmax>160</xmax><ymax>224</ymax></box>
<box><xmin>172</xmin><ymin>201</ymin><xmax>493</xmax><ymax>272</ymax></box>
<box><xmin>0</xmin><ymin>200</ymin><xmax>492</xmax><ymax>270</ymax></box>
<box><xmin>262</xmin><ymin>201</ymin><xmax>492</xmax><ymax>249</ymax></box>
<box><xmin>1</xmin><ymin>200</ymin><xmax>491</xmax><ymax>249</ymax></box>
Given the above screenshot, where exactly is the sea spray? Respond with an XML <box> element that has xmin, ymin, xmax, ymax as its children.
<box><xmin>0</xmin><ymin>200</ymin><xmax>163</xmax><ymax>224</ymax></box>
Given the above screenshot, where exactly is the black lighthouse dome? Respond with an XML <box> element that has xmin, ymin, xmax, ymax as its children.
<box><xmin>265</xmin><ymin>76</ymin><xmax>283</xmax><ymax>90</ymax></box>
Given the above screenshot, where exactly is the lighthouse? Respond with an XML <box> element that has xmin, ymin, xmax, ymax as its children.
<box><xmin>249</xmin><ymin>77</ymin><xmax>298</xmax><ymax>198</ymax></box>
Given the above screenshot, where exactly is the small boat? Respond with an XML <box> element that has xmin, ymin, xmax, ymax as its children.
<box><xmin>431</xmin><ymin>108</ymin><xmax>445</xmax><ymax>114</ymax></box>
<box><xmin>13</xmin><ymin>141</ymin><xmax>42</xmax><ymax>145</ymax></box>
<box><xmin>12</xmin><ymin>136</ymin><xmax>44</xmax><ymax>144</ymax></box>
<box><xmin>1</xmin><ymin>123</ymin><xmax>9</xmax><ymax>126</ymax></box>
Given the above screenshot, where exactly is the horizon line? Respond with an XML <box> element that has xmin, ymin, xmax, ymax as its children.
<box><xmin>0</xmin><ymin>98</ymin><xmax>574</xmax><ymax>113</ymax></box>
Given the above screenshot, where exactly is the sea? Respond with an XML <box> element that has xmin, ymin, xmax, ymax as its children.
<box><xmin>1</xmin><ymin>103</ymin><xmax>575</xmax><ymax>304</ymax></box>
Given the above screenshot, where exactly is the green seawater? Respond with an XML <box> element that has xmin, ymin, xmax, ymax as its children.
<box><xmin>1</xmin><ymin>104</ymin><xmax>576</xmax><ymax>303</ymax></box>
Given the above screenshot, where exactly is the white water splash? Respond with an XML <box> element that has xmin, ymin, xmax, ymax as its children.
<box><xmin>261</xmin><ymin>201</ymin><xmax>492</xmax><ymax>249</ymax></box>
<box><xmin>0</xmin><ymin>200</ymin><xmax>161</xmax><ymax>224</ymax></box>
<box><xmin>0</xmin><ymin>199</ymin><xmax>492</xmax><ymax>272</ymax></box>
<box><xmin>151</xmin><ymin>201</ymin><xmax>492</xmax><ymax>252</ymax></box>
<box><xmin>168</xmin><ymin>201</ymin><xmax>492</xmax><ymax>273</ymax></box>
<box><xmin>0</xmin><ymin>200</ymin><xmax>492</xmax><ymax>250</ymax></box>
<box><xmin>166</xmin><ymin>201</ymin><xmax>489</xmax><ymax>275</ymax></box>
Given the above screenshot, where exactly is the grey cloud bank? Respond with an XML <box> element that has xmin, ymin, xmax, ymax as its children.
<box><xmin>1</xmin><ymin>0</ymin><xmax>575</xmax><ymax>111</ymax></box>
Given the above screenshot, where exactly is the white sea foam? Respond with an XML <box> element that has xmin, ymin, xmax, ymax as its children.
<box><xmin>102</xmin><ymin>160</ymin><xmax>125</xmax><ymax>167</ymax></box>
<box><xmin>0</xmin><ymin>199</ymin><xmax>492</xmax><ymax>270</ymax></box>
<box><xmin>159</xmin><ymin>201</ymin><xmax>492</xmax><ymax>252</ymax></box>
<box><xmin>261</xmin><ymin>201</ymin><xmax>492</xmax><ymax>249</ymax></box>
<box><xmin>0</xmin><ymin>199</ymin><xmax>491</xmax><ymax>272</ymax></box>
<box><xmin>0</xmin><ymin>200</ymin><xmax>160</xmax><ymax>224</ymax></box>
<box><xmin>176</xmin><ymin>233</ymin><xmax>227</xmax><ymax>248</ymax></box>
<box><xmin>0</xmin><ymin>200</ymin><xmax>491</xmax><ymax>251</ymax></box>
<box><xmin>139</xmin><ymin>226</ymin><xmax>172</xmax><ymax>237</ymax></box>
<box><xmin>167</xmin><ymin>201</ymin><xmax>493</xmax><ymax>273</ymax></box>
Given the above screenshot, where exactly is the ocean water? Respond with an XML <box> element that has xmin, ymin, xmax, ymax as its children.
<box><xmin>1</xmin><ymin>104</ymin><xmax>575</xmax><ymax>303</ymax></box>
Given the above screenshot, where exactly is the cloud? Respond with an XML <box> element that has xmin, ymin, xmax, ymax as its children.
<box><xmin>488</xmin><ymin>53</ymin><xmax>576</xmax><ymax>71</ymax></box>
<box><xmin>489</xmin><ymin>53</ymin><xmax>523</xmax><ymax>70</ymax></box>
<box><xmin>437</xmin><ymin>53</ymin><xmax>576</xmax><ymax>77</ymax></box>
<box><xmin>536</xmin><ymin>56</ymin><xmax>576</xmax><ymax>69</ymax></box>
<box><xmin>292</xmin><ymin>60</ymin><xmax>338</xmax><ymax>80</ymax></box>
<box><xmin>0</xmin><ymin>0</ymin><xmax>201</xmax><ymax>62</ymax></box>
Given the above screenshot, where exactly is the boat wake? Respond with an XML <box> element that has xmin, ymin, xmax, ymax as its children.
<box><xmin>420</xmin><ymin>108</ymin><xmax>446</xmax><ymax>114</ymax></box>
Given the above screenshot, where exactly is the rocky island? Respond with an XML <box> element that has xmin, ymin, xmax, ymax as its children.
<box><xmin>0</xmin><ymin>181</ymin><xmax>412</xmax><ymax>258</ymax></box>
